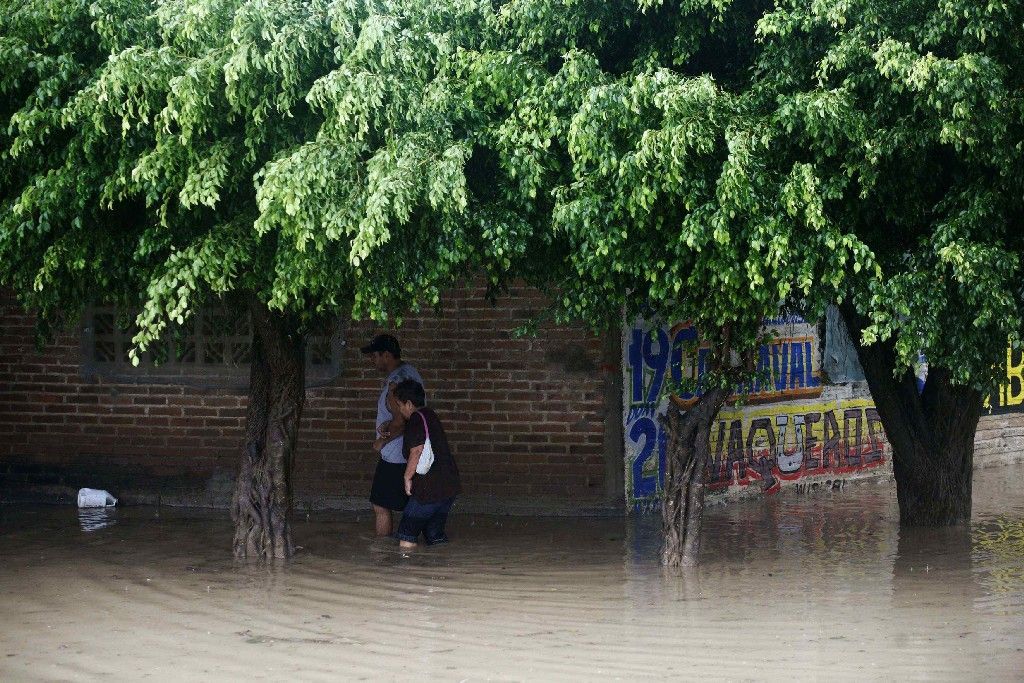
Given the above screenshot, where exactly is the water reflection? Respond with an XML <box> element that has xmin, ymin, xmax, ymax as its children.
<box><xmin>974</xmin><ymin>518</ymin><xmax>1024</xmax><ymax>598</ymax></box>
<box><xmin>78</xmin><ymin>506</ymin><xmax>118</xmax><ymax>532</ymax></box>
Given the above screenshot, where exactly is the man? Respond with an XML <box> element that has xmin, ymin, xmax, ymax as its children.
<box><xmin>361</xmin><ymin>333</ymin><xmax>424</xmax><ymax>536</ymax></box>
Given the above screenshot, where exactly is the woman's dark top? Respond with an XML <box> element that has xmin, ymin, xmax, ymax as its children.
<box><xmin>402</xmin><ymin>406</ymin><xmax>461</xmax><ymax>503</ymax></box>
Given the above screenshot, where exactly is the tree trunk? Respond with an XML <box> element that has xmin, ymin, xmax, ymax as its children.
<box><xmin>840</xmin><ymin>303</ymin><xmax>981</xmax><ymax>526</ymax></box>
<box><xmin>231</xmin><ymin>298</ymin><xmax>306</xmax><ymax>560</ymax></box>
<box><xmin>660</xmin><ymin>387</ymin><xmax>731</xmax><ymax>566</ymax></box>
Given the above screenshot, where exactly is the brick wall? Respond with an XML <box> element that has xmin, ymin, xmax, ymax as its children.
<box><xmin>5</xmin><ymin>284</ymin><xmax>1019</xmax><ymax>515</ymax></box>
<box><xmin>975</xmin><ymin>411</ymin><xmax>1024</xmax><ymax>468</ymax></box>
<box><xmin>0</xmin><ymin>286</ymin><xmax>618</xmax><ymax>512</ymax></box>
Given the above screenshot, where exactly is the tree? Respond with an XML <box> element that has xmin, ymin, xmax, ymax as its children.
<box><xmin>751</xmin><ymin>0</ymin><xmax>1024</xmax><ymax>525</ymax></box>
<box><xmin>0</xmin><ymin>0</ymin><xmax>501</xmax><ymax>559</ymax></box>
<box><xmin>453</xmin><ymin>0</ymin><xmax>873</xmax><ymax>564</ymax></box>
<box><xmin>466</xmin><ymin>0</ymin><xmax>1024</xmax><ymax>545</ymax></box>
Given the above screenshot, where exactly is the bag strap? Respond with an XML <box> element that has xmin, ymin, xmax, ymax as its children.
<box><xmin>417</xmin><ymin>410</ymin><xmax>429</xmax><ymax>440</ymax></box>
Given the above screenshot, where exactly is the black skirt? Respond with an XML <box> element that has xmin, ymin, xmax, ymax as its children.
<box><xmin>369</xmin><ymin>459</ymin><xmax>408</xmax><ymax>511</ymax></box>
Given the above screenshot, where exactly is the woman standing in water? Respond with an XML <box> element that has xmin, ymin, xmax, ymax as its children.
<box><xmin>392</xmin><ymin>379</ymin><xmax>461</xmax><ymax>548</ymax></box>
<box><xmin>389</xmin><ymin>376</ymin><xmax>462</xmax><ymax>548</ymax></box>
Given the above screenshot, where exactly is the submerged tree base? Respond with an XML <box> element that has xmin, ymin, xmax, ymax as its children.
<box><xmin>660</xmin><ymin>387</ymin><xmax>731</xmax><ymax>567</ymax></box>
<box><xmin>231</xmin><ymin>300</ymin><xmax>305</xmax><ymax>560</ymax></box>
<box><xmin>841</xmin><ymin>304</ymin><xmax>982</xmax><ymax>528</ymax></box>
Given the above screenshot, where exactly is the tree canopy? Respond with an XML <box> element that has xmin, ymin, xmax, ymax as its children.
<box><xmin>454</xmin><ymin>0</ymin><xmax>1023</xmax><ymax>391</ymax></box>
<box><xmin>453</xmin><ymin>0</ymin><xmax>873</xmax><ymax>383</ymax></box>
<box><xmin>4</xmin><ymin>0</ymin><xmax>1020</xmax><ymax>382</ymax></box>
<box><xmin>752</xmin><ymin>0</ymin><xmax>1024</xmax><ymax>390</ymax></box>
<box><xmin>1</xmin><ymin>0</ymin><xmax>517</xmax><ymax>351</ymax></box>
<box><xmin>0</xmin><ymin>0</ymin><xmax>155</xmax><ymax>334</ymax></box>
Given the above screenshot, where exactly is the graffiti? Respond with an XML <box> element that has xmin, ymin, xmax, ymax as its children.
<box><xmin>919</xmin><ymin>345</ymin><xmax>1022</xmax><ymax>413</ymax></box>
<box><xmin>628</xmin><ymin>399</ymin><xmax>887</xmax><ymax>505</ymax></box>
<box><xmin>628</xmin><ymin>412</ymin><xmax>667</xmax><ymax>500</ymax></box>
<box><xmin>707</xmin><ymin>400</ymin><xmax>887</xmax><ymax>491</ymax></box>
<box><xmin>625</xmin><ymin>318</ymin><xmax>888</xmax><ymax>509</ymax></box>
<box><xmin>627</xmin><ymin>321</ymin><xmax>823</xmax><ymax>410</ymax></box>
<box><xmin>986</xmin><ymin>346</ymin><xmax>1024</xmax><ymax>414</ymax></box>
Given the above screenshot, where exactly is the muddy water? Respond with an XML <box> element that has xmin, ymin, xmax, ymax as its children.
<box><xmin>1</xmin><ymin>467</ymin><xmax>1022</xmax><ymax>681</ymax></box>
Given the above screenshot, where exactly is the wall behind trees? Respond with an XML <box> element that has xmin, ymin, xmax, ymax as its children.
<box><xmin>4</xmin><ymin>284</ymin><xmax>1020</xmax><ymax>514</ymax></box>
<box><xmin>0</xmin><ymin>284</ymin><xmax>619</xmax><ymax>513</ymax></box>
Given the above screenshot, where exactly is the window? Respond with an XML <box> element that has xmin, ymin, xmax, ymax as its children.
<box><xmin>81</xmin><ymin>304</ymin><xmax>343</xmax><ymax>388</ymax></box>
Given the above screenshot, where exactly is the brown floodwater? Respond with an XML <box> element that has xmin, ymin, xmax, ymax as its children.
<box><xmin>2</xmin><ymin>466</ymin><xmax>1023</xmax><ymax>681</ymax></box>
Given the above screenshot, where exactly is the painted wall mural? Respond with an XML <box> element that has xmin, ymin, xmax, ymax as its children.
<box><xmin>920</xmin><ymin>345</ymin><xmax>1023</xmax><ymax>413</ymax></box>
<box><xmin>626</xmin><ymin>316</ymin><xmax>824</xmax><ymax>409</ymax></box>
<box><xmin>624</xmin><ymin>317</ymin><xmax>889</xmax><ymax>511</ymax></box>
<box><xmin>986</xmin><ymin>346</ymin><xmax>1024</xmax><ymax>413</ymax></box>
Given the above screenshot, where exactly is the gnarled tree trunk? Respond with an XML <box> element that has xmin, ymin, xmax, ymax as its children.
<box><xmin>840</xmin><ymin>303</ymin><xmax>981</xmax><ymax>526</ymax></box>
<box><xmin>231</xmin><ymin>298</ymin><xmax>305</xmax><ymax>560</ymax></box>
<box><xmin>660</xmin><ymin>386</ymin><xmax>731</xmax><ymax>567</ymax></box>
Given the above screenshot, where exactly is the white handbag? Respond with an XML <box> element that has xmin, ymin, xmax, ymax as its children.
<box><xmin>415</xmin><ymin>411</ymin><xmax>435</xmax><ymax>475</ymax></box>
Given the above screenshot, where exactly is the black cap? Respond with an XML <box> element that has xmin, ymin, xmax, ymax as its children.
<box><xmin>360</xmin><ymin>333</ymin><xmax>401</xmax><ymax>357</ymax></box>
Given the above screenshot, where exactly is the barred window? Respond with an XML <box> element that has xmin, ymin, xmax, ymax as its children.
<box><xmin>82</xmin><ymin>305</ymin><xmax>343</xmax><ymax>388</ymax></box>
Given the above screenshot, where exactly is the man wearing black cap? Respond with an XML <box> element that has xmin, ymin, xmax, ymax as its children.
<box><xmin>361</xmin><ymin>333</ymin><xmax>424</xmax><ymax>536</ymax></box>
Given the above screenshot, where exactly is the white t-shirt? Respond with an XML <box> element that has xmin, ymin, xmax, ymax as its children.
<box><xmin>377</xmin><ymin>363</ymin><xmax>424</xmax><ymax>464</ymax></box>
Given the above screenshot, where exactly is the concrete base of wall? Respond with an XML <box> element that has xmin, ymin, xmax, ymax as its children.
<box><xmin>0</xmin><ymin>485</ymin><xmax>622</xmax><ymax>517</ymax></box>
<box><xmin>5</xmin><ymin>408</ymin><xmax>1020</xmax><ymax>515</ymax></box>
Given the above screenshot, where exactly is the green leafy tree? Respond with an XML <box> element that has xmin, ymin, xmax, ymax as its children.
<box><xmin>463</xmin><ymin>0</ymin><xmax>1022</xmax><ymax>556</ymax></box>
<box><xmin>453</xmin><ymin>0</ymin><xmax>873</xmax><ymax>564</ymax></box>
<box><xmin>752</xmin><ymin>0</ymin><xmax>1024</xmax><ymax>525</ymax></box>
<box><xmin>0</xmin><ymin>0</ymin><xmax>501</xmax><ymax>559</ymax></box>
<box><xmin>0</xmin><ymin>0</ymin><xmax>156</xmax><ymax>331</ymax></box>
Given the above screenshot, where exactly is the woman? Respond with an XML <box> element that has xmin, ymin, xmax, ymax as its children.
<box><xmin>392</xmin><ymin>379</ymin><xmax>461</xmax><ymax>548</ymax></box>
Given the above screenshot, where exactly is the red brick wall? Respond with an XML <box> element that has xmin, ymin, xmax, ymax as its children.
<box><xmin>0</xmin><ymin>286</ymin><xmax>616</xmax><ymax>511</ymax></box>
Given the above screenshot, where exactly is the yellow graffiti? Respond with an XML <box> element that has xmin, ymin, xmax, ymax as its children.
<box><xmin>706</xmin><ymin>397</ymin><xmax>886</xmax><ymax>487</ymax></box>
<box><xmin>985</xmin><ymin>344</ymin><xmax>1023</xmax><ymax>410</ymax></box>
<box><xmin>1004</xmin><ymin>346</ymin><xmax>1023</xmax><ymax>407</ymax></box>
<box><xmin>709</xmin><ymin>398</ymin><xmax>878</xmax><ymax>449</ymax></box>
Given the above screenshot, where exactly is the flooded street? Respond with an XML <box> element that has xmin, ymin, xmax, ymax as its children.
<box><xmin>2</xmin><ymin>466</ymin><xmax>1022</xmax><ymax>681</ymax></box>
